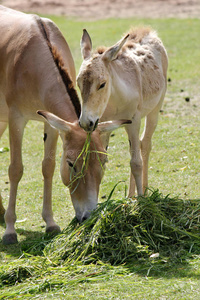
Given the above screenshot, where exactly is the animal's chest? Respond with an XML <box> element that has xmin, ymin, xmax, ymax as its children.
<box><xmin>102</xmin><ymin>87</ymin><xmax>139</xmax><ymax>121</ymax></box>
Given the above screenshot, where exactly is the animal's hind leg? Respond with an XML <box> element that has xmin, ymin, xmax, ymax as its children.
<box><xmin>0</xmin><ymin>122</ymin><xmax>7</xmax><ymax>223</ymax></box>
<box><xmin>140</xmin><ymin>103</ymin><xmax>161</xmax><ymax>193</ymax></box>
<box><xmin>125</xmin><ymin>112</ymin><xmax>143</xmax><ymax>197</ymax></box>
<box><xmin>42</xmin><ymin>123</ymin><xmax>60</xmax><ymax>234</ymax></box>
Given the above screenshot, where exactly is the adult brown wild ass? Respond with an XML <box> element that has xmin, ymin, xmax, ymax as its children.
<box><xmin>0</xmin><ymin>6</ymin><xmax>129</xmax><ymax>244</ymax></box>
<box><xmin>77</xmin><ymin>28</ymin><xmax>168</xmax><ymax>197</ymax></box>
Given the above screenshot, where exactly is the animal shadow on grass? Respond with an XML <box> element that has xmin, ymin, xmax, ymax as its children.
<box><xmin>124</xmin><ymin>257</ymin><xmax>200</xmax><ymax>281</ymax></box>
<box><xmin>0</xmin><ymin>228</ymin><xmax>56</xmax><ymax>257</ymax></box>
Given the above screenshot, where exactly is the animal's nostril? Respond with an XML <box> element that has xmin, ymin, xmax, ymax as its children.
<box><xmin>89</xmin><ymin>120</ymin><xmax>94</xmax><ymax>128</ymax></box>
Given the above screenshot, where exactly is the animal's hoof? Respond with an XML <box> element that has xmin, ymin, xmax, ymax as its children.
<box><xmin>2</xmin><ymin>233</ymin><xmax>18</xmax><ymax>245</ymax></box>
<box><xmin>46</xmin><ymin>225</ymin><xmax>61</xmax><ymax>234</ymax></box>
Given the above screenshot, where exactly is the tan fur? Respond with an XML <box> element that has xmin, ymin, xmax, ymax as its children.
<box><xmin>96</xmin><ymin>27</ymin><xmax>151</xmax><ymax>54</ymax></box>
<box><xmin>96</xmin><ymin>45</ymin><xmax>107</xmax><ymax>54</ymax></box>
<box><xmin>78</xmin><ymin>27</ymin><xmax>168</xmax><ymax>196</ymax></box>
<box><xmin>126</xmin><ymin>27</ymin><xmax>152</xmax><ymax>43</ymax></box>
<box><xmin>37</xmin><ymin>18</ymin><xmax>81</xmax><ymax>117</ymax></box>
<box><xmin>0</xmin><ymin>6</ymin><xmax>108</xmax><ymax>244</ymax></box>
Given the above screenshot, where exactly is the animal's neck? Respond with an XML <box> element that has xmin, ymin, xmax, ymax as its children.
<box><xmin>36</xmin><ymin>17</ymin><xmax>80</xmax><ymax>123</ymax></box>
<box><xmin>101</xmin><ymin>62</ymin><xmax>139</xmax><ymax>121</ymax></box>
<box><xmin>41</xmin><ymin>77</ymin><xmax>78</xmax><ymax>123</ymax></box>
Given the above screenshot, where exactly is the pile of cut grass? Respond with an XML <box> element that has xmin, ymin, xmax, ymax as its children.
<box><xmin>1</xmin><ymin>188</ymin><xmax>200</xmax><ymax>295</ymax></box>
<box><xmin>45</xmin><ymin>188</ymin><xmax>200</xmax><ymax>265</ymax></box>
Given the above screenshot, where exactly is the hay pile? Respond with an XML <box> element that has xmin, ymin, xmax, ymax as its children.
<box><xmin>1</xmin><ymin>188</ymin><xmax>200</xmax><ymax>292</ymax></box>
<box><xmin>45</xmin><ymin>189</ymin><xmax>200</xmax><ymax>265</ymax></box>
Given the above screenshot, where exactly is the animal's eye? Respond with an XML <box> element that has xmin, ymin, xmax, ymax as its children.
<box><xmin>67</xmin><ymin>161</ymin><xmax>76</xmax><ymax>172</ymax></box>
<box><xmin>98</xmin><ymin>82</ymin><xmax>106</xmax><ymax>90</ymax></box>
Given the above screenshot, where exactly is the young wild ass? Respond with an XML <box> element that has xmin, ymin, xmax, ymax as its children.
<box><xmin>77</xmin><ymin>28</ymin><xmax>168</xmax><ymax>197</ymax></box>
<box><xmin>0</xmin><ymin>6</ymin><xmax>129</xmax><ymax>244</ymax></box>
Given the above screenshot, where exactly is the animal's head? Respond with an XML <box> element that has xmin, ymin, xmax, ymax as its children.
<box><xmin>77</xmin><ymin>29</ymin><xmax>129</xmax><ymax>132</ymax></box>
<box><xmin>38</xmin><ymin>110</ymin><xmax>130</xmax><ymax>222</ymax></box>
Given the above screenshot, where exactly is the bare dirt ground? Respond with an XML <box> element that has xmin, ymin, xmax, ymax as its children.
<box><xmin>1</xmin><ymin>0</ymin><xmax>200</xmax><ymax>19</ymax></box>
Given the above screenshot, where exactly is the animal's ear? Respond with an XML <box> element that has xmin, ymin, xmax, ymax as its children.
<box><xmin>98</xmin><ymin>119</ymin><xmax>132</xmax><ymax>133</ymax></box>
<box><xmin>37</xmin><ymin>110</ymin><xmax>74</xmax><ymax>133</ymax></box>
<box><xmin>102</xmin><ymin>34</ymin><xmax>129</xmax><ymax>62</ymax></box>
<box><xmin>81</xmin><ymin>29</ymin><xmax>92</xmax><ymax>60</ymax></box>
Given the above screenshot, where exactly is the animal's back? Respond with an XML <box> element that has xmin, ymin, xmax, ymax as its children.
<box><xmin>0</xmin><ymin>7</ymin><xmax>40</xmax><ymax>88</ymax></box>
<box><xmin>0</xmin><ymin>6</ymin><xmax>37</xmax><ymax>120</ymax></box>
<box><xmin>0</xmin><ymin>5</ymin><xmax>76</xmax><ymax>121</ymax></box>
<box><xmin>123</xmin><ymin>27</ymin><xmax>168</xmax><ymax>101</ymax></box>
<box><xmin>0</xmin><ymin>5</ymin><xmax>37</xmax><ymax>56</ymax></box>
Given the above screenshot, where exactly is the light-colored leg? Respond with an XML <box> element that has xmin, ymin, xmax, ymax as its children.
<box><xmin>42</xmin><ymin>123</ymin><xmax>60</xmax><ymax>233</ymax></box>
<box><xmin>0</xmin><ymin>122</ymin><xmax>7</xmax><ymax>223</ymax></box>
<box><xmin>140</xmin><ymin>103</ymin><xmax>162</xmax><ymax>193</ymax></box>
<box><xmin>125</xmin><ymin>112</ymin><xmax>143</xmax><ymax>196</ymax></box>
<box><xmin>128</xmin><ymin>172</ymin><xmax>135</xmax><ymax>198</ymax></box>
<box><xmin>3</xmin><ymin>112</ymin><xmax>26</xmax><ymax>244</ymax></box>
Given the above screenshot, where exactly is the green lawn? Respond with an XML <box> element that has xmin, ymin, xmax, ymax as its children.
<box><xmin>0</xmin><ymin>16</ymin><xmax>200</xmax><ymax>299</ymax></box>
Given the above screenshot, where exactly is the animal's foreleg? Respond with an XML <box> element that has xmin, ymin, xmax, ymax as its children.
<box><xmin>3</xmin><ymin>113</ymin><xmax>26</xmax><ymax>244</ymax></box>
<box><xmin>140</xmin><ymin>108</ymin><xmax>160</xmax><ymax>194</ymax></box>
<box><xmin>125</xmin><ymin>114</ymin><xmax>143</xmax><ymax>196</ymax></box>
<box><xmin>0</xmin><ymin>122</ymin><xmax>7</xmax><ymax>223</ymax></box>
<box><xmin>42</xmin><ymin>123</ymin><xmax>60</xmax><ymax>233</ymax></box>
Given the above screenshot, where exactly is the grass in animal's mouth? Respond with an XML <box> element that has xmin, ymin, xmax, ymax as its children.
<box><xmin>68</xmin><ymin>132</ymin><xmax>92</xmax><ymax>191</ymax></box>
<box><xmin>68</xmin><ymin>132</ymin><xmax>108</xmax><ymax>192</ymax></box>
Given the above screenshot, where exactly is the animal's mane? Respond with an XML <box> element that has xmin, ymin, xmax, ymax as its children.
<box><xmin>95</xmin><ymin>27</ymin><xmax>152</xmax><ymax>55</ymax></box>
<box><xmin>95</xmin><ymin>46</ymin><xmax>108</xmax><ymax>55</ymax></box>
<box><xmin>127</xmin><ymin>27</ymin><xmax>152</xmax><ymax>43</ymax></box>
<box><xmin>36</xmin><ymin>17</ymin><xmax>81</xmax><ymax>118</ymax></box>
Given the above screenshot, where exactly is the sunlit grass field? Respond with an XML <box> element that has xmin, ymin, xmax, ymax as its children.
<box><xmin>0</xmin><ymin>16</ymin><xmax>200</xmax><ymax>299</ymax></box>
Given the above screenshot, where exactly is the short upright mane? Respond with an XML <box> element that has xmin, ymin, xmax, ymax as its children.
<box><xmin>127</xmin><ymin>27</ymin><xmax>152</xmax><ymax>43</ymax></box>
<box><xmin>36</xmin><ymin>17</ymin><xmax>81</xmax><ymax>118</ymax></box>
<box><xmin>96</xmin><ymin>27</ymin><xmax>152</xmax><ymax>55</ymax></box>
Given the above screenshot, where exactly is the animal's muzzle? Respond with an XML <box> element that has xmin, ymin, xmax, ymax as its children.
<box><xmin>79</xmin><ymin>118</ymin><xmax>99</xmax><ymax>132</ymax></box>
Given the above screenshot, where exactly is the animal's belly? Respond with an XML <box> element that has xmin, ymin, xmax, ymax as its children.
<box><xmin>0</xmin><ymin>93</ymin><xmax>45</xmax><ymax>123</ymax></box>
<box><xmin>141</xmin><ymin>90</ymin><xmax>164</xmax><ymax>118</ymax></box>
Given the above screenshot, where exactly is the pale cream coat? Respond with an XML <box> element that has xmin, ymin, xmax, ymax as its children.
<box><xmin>78</xmin><ymin>27</ymin><xmax>168</xmax><ymax>196</ymax></box>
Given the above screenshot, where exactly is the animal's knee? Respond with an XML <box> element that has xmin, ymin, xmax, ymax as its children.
<box><xmin>8</xmin><ymin>162</ymin><xmax>23</xmax><ymax>183</ymax></box>
<box><xmin>42</xmin><ymin>157</ymin><xmax>56</xmax><ymax>179</ymax></box>
<box><xmin>130</xmin><ymin>158</ymin><xmax>142</xmax><ymax>175</ymax></box>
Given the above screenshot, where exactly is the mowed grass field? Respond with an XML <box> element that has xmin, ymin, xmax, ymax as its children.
<box><xmin>0</xmin><ymin>16</ymin><xmax>200</xmax><ymax>299</ymax></box>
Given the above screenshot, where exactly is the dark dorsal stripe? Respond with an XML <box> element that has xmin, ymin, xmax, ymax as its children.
<box><xmin>36</xmin><ymin>17</ymin><xmax>81</xmax><ymax>118</ymax></box>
